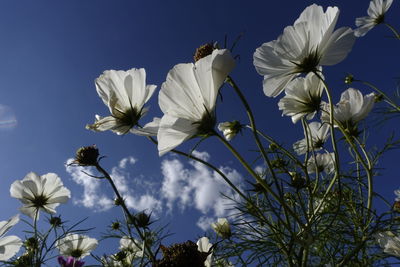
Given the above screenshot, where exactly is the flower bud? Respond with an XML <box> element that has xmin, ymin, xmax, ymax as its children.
<box><xmin>217</xmin><ymin>121</ymin><xmax>242</xmax><ymax>141</ymax></box>
<box><xmin>49</xmin><ymin>216</ymin><xmax>63</xmax><ymax>227</ymax></box>
<box><xmin>290</xmin><ymin>172</ymin><xmax>306</xmax><ymax>190</ymax></box>
<box><xmin>73</xmin><ymin>145</ymin><xmax>99</xmax><ymax>166</ymax></box>
<box><xmin>114</xmin><ymin>197</ymin><xmax>124</xmax><ymax>206</ymax></box>
<box><xmin>111</xmin><ymin>221</ymin><xmax>121</xmax><ymax>230</ymax></box>
<box><xmin>394</xmin><ymin>201</ymin><xmax>400</xmax><ymax>212</ymax></box>
<box><xmin>211</xmin><ymin>218</ymin><xmax>232</xmax><ymax>239</ymax></box>
<box><xmin>344</xmin><ymin>74</ymin><xmax>354</xmax><ymax>84</ymax></box>
<box><xmin>135</xmin><ymin>211</ymin><xmax>151</xmax><ymax>228</ymax></box>
<box><xmin>194</xmin><ymin>43</ymin><xmax>215</xmax><ymax>62</ymax></box>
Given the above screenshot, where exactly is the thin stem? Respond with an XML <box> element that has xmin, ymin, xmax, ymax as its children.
<box><xmin>358</xmin><ymin>80</ymin><xmax>400</xmax><ymax>112</ymax></box>
<box><xmin>214</xmin><ymin>131</ymin><xmax>305</xmax><ymax>228</ymax></box>
<box><xmin>384</xmin><ymin>22</ymin><xmax>400</xmax><ymax>39</ymax></box>
<box><xmin>94</xmin><ymin>163</ymin><xmax>156</xmax><ymax>264</ymax></box>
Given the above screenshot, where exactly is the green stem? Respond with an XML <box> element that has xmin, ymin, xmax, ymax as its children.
<box><xmin>311</xmin><ymin>71</ymin><xmax>341</xmax><ymax>219</ymax></box>
<box><xmin>95</xmin><ymin>163</ymin><xmax>156</xmax><ymax>264</ymax></box>
<box><xmin>384</xmin><ymin>22</ymin><xmax>400</xmax><ymax>39</ymax></box>
<box><xmin>358</xmin><ymin>80</ymin><xmax>400</xmax><ymax>113</ymax></box>
<box><xmin>214</xmin><ymin>131</ymin><xmax>304</xmax><ymax>228</ymax></box>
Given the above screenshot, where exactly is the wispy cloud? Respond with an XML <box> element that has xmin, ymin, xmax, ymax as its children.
<box><xmin>0</xmin><ymin>105</ymin><xmax>17</xmax><ymax>130</ymax></box>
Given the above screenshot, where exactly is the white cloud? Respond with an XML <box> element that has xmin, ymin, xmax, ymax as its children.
<box><xmin>66</xmin><ymin>151</ymin><xmax>243</xmax><ymax>231</ymax></box>
<box><xmin>160</xmin><ymin>151</ymin><xmax>243</xmax><ymax>230</ymax></box>
<box><xmin>66</xmin><ymin>156</ymin><xmax>162</xmax><ymax>214</ymax></box>
<box><xmin>65</xmin><ymin>159</ymin><xmax>113</xmax><ymax>212</ymax></box>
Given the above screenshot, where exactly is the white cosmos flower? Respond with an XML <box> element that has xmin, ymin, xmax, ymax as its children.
<box><xmin>197</xmin><ymin>237</ymin><xmax>212</xmax><ymax>267</ymax></box>
<box><xmin>278</xmin><ymin>73</ymin><xmax>324</xmax><ymax>123</ymax></box>
<box><xmin>86</xmin><ymin>68</ymin><xmax>157</xmax><ymax>135</ymax></box>
<box><xmin>355</xmin><ymin>0</ymin><xmax>393</xmax><ymax>37</ymax></box>
<box><xmin>376</xmin><ymin>231</ymin><xmax>400</xmax><ymax>257</ymax></box>
<box><xmin>211</xmin><ymin>218</ymin><xmax>231</xmax><ymax>239</ymax></box>
<box><xmin>119</xmin><ymin>236</ymin><xmax>143</xmax><ymax>258</ymax></box>
<box><xmin>307</xmin><ymin>152</ymin><xmax>335</xmax><ymax>174</ymax></box>
<box><xmin>0</xmin><ymin>215</ymin><xmax>22</xmax><ymax>261</ymax></box>
<box><xmin>10</xmin><ymin>172</ymin><xmax>71</xmax><ymax>219</ymax></box>
<box><xmin>217</xmin><ymin>121</ymin><xmax>241</xmax><ymax>141</ymax></box>
<box><xmin>254</xmin><ymin>4</ymin><xmax>355</xmax><ymax>97</ymax></box>
<box><xmin>157</xmin><ymin>49</ymin><xmax>235</xmax><ymax>155</ymax></box>
<box><xmin>321</xmin><ymin>88</ymin><xmax>374</xmax><ymax>135</ymax></box>
<box><xmin>293</xmin><ymin>122</ymin><xmax>330</xmax><ymax>155</ymax></box>
<box><xmin>57</xmin><ymin>233</ymin><xmax>98</xmax><ymax>259</ymax></box>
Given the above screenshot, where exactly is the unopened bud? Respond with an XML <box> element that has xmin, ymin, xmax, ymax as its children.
<box><xmin>344</xmin><ymin>74</ymin><xmax>354</xmax><ymax>84</ymax></box>
<box><xmin>73</xmin><ymin>145</ymin><xmax>99</xmax><ymax>166</ymax></box>
<box><xmin>135</xmin><ymin>211</ymin><xmax>151</xmax><ymax>228</ymax></box>
<box><xmin>194</xmin><ymin>43</ymin><xmax>215</xmax><ymax>62</ymax></box>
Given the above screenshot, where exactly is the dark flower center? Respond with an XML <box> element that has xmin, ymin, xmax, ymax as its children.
<box><xmin>116</xmin><ymin>107</ymin><xmax>141</xmax><ymax>130</ymax></box>
<box><xmin>374</xmin><ymin>14</ymin><xmax>385</xmax><ymax>24</ymax></box>
<box><xmin>296</xmin><ymin>50</ymin><xmax>321</xmax><ymax>73</ymax></box>
<box><xmin>32</xmin><ymin>195</ymin><xmax>49</xmax><ymax>208</ymax></box>
<box><xmin>70</xmin><ymin>249</ymin><xmax>83</xmax><ymax>258</ymax></box>
<box><xmin>195</xmin><ymin>111</ymin><xmax>216</xmax><ymax>136</ymax></box>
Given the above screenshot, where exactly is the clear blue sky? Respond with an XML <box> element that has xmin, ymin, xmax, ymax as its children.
<box><xmin>0</xmin><ymin>0</ymin><xmax>398</xmax><ymax>265</ymax></box>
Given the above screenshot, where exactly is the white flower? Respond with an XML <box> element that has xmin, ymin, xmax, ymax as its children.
<box><xmin>307</xmin><ymin>152</ymin><xmax>335</xmax><ymax>174</ymax></box>
<box><xmin>355</xmin><ymin>0</ymin><xmax>393</xmax><ymax>37</ymax></box>
<box><xmin>376</xmin><ymin>231</ymin><xmax>400</xmax><ymax>257</ymax></box>
<box><xmin>217</xmin><ymin>121</ymin><xmax>241</xmax><ymax>141</ymax></box>
<box><xmin>278</xmin><ymin>73</ymin><xmax>324</xmax><ymax>123</ymax></box>
<box><xmin>321</xmin><ymin>88</ymin><xmax>374</xmax><ymax>135</ymax></box>
<box><xmin>10</xmin><ymin>172</ymin><xmax>71</xmax><ymax>219</ymax></box>
<box><xmin>57</xmin><ymin>233</ymin><xmax>98</xmax><ymax>259</ymax></box>
<box><xmin>86</xmin><ymin>68</ymin><xmax>157</xmax><ymax>135</ymax></box>
<box><xmin>211</xmin><ymin>218</ymin><xmax>231</xmax><ymax>239</ymax></box>
<box><xmin>293</xmin><ymin>122</ymin><xmax>330</xmax><ymax>155</ymax></box>
<box><xmin>197</xmin><ymin>237</ymin><xmax>212</xmax><ymax>267</ymax></box>
<box><xmin>157</xmin><ymin>49</ymin><xmax>235</xmax><ymax>155</ymax></box>
<box><xmin>0</xmin><ymin>215</ymin><xmax>22</xmax><ymax>261</ymax></box>
<box><xmin>254</xmin><ymin>4</ymin><xmax>355</xmax><ymax>97</ymax></box>
<box><xmin>119</xmin><ymin>236</ymin><xmax>143</xmax><ymax>258</ymax></box>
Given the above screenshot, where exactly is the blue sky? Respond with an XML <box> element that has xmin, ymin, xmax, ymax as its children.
<box><xmin>0</xmin><ymin>0</ymin><xmax>399</xmax><ymax>265</ymax></box>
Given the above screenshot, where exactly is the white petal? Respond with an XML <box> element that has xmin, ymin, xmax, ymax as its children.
<box><xmin>0</xmin><ymin>235</ymin><xmax>22</xmax><ymax>261</ymax></box>
<box><xmin>0</xmin><ymin>215</ymin><xmax>19</xmax><ymax>237</ymax></box>
<box><xmin>157</xmin><ymin>115</ymin><xmax>198</xmax><ymax>156</ymax></box>
<box><xmin>320</xmin><ymin>27</ymin><xmax>356</xmax><ymax>66</ymax></box>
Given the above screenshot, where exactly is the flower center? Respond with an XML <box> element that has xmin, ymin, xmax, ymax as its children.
<box><xmin>313</xmin><ymin>139</ymin><xmax>324</xmax><ymax>150</ymax></box>
<box><xmin>70</xmin><ymin>249</ymin><xmax>83</xmax><ymax>258</ymax></box>
<box><xmin>195</xmin><ymin>111</ymin><xmax>216</xmax><ymax>136</ymax></box>
<box><xmin>32</xmin><ymin>195</ymin><xmax>49</xmax><ymax>208</ymax></box>
<box><xmin>342</xmin><ymin>120</ymin><xmax>360</xmax><ymax>137</ymax></box>
<box><xmin>115</xmin><ymin>107</ymin><xmax>141</xmax><ymax>129</ymax></box>
<box><xmin>374</xmin><ymin>14</ymin><xmax>385</xmax><ymax>24</ymax></box>
<box><xmin>296</xmin><ymin>50</ymin><xmax>320</xmax><ymax>73</ymax></box>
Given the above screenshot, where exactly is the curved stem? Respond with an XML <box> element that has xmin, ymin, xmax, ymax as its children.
<box><xmin>94</xmin><ymin>163</ymin><xmax>156</xmax><ymax>264</ymax></box>
<box><xmin>384</xmin><ymin>23</ymin><xmax>400</xmax><ymax>39</ymax></box>
<box><xmin>311</xmin><ymin>72</ymin><xmax>342</xmax><ymax>219</ymax></box>
<box><xmin>358</xmin><ymin>80</ymin><xmax>400</xmax><ymax>112</ymax></box>
<box><xmin>226</xmin><ymin>76</ymin><xmax>279</xmax><ymax>186</ymax></box>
